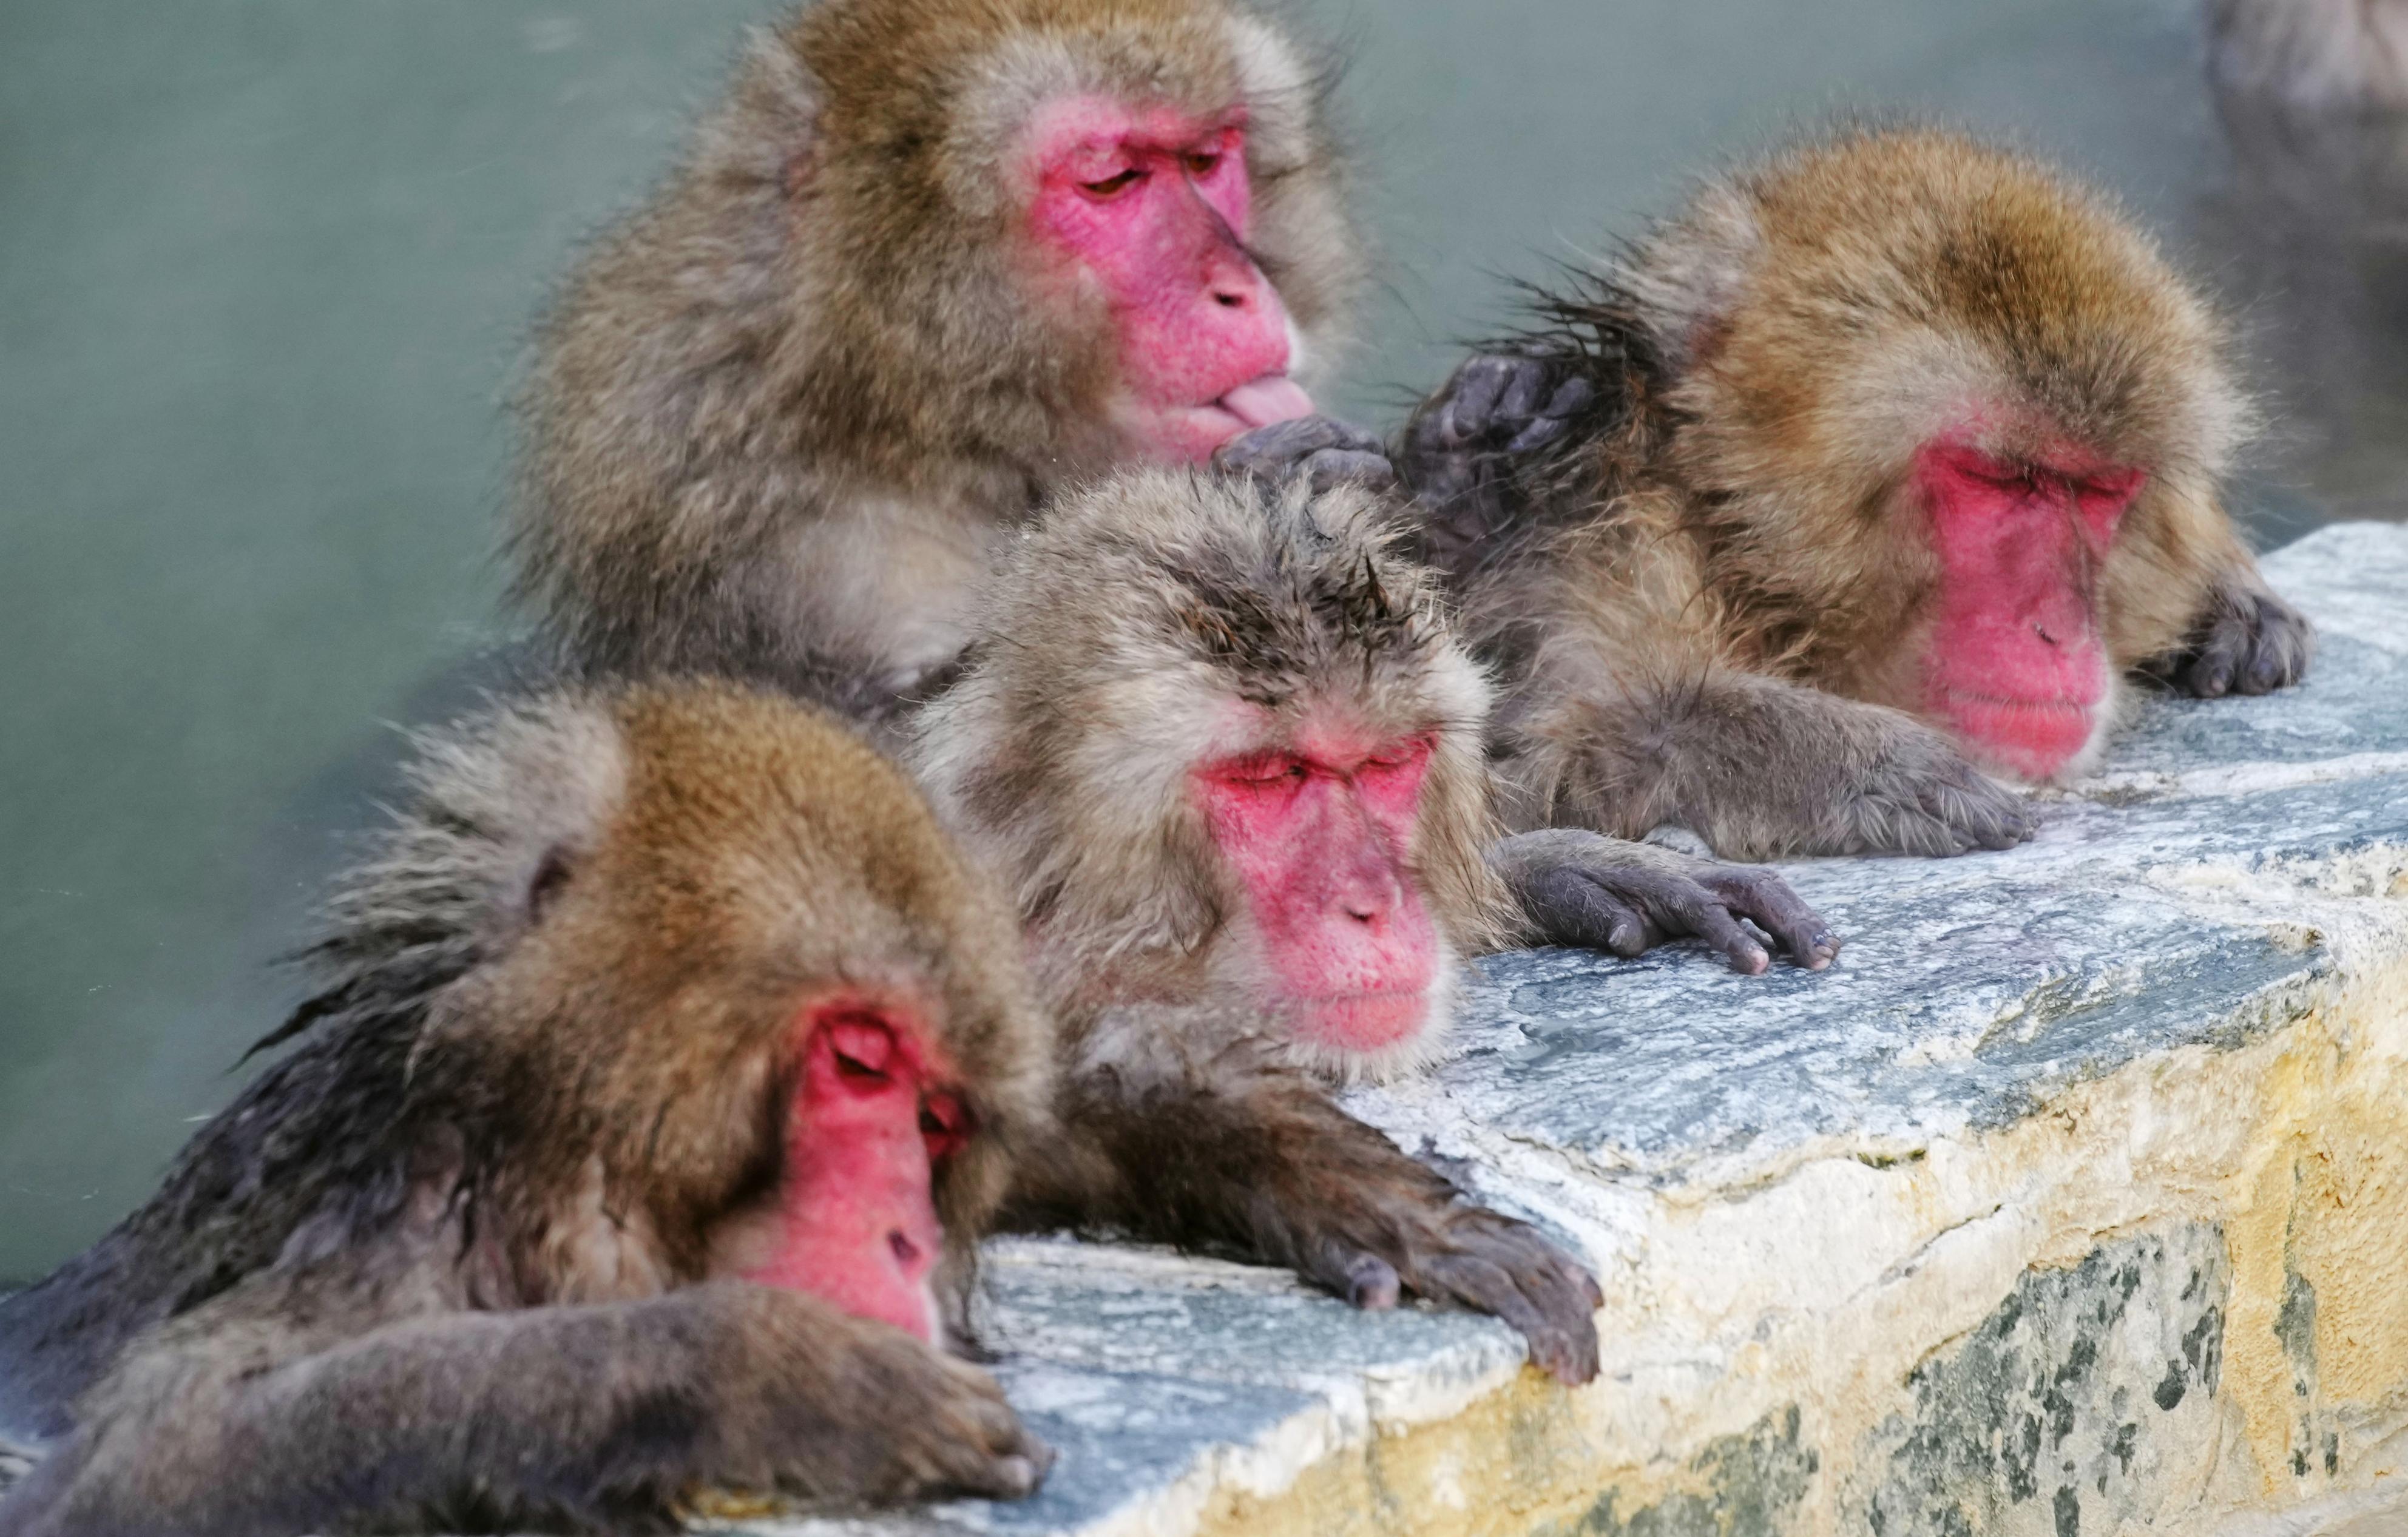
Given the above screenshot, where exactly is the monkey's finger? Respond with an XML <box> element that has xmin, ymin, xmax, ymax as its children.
<box><xmin>1915</xmin><ymin>766</ymin><xmax>2031</xmax><ymax>852</ymax></box>
<box><xmin>1494</xmin><ymin>358</ymin><xmax>1546</xmax><ymax>425</ymax></box>
<box><xmin>925</xmin><ymin>1433</ymin><xmax>1055</xmax><ymax>1501</ymax></box>
<box><xmin>1503</xmin><ymin>377</ymin><xmax>1597</xmax><ymax>454</ymax></box>
<box><xmin>905</xmin><ymin>1365</ymin><xmax>1057</xmax><ymax>1499</ymax></box>
<box><xmin>2237</xmin><ymin>594</ymin><xmax>2312</xmax><ymax>695</ymax></box>
<box><xmin>1343</xmin><ymin>1252</ymin><xmax>1402</xmax><ymax>1311</ymax></box>
<box><xmin>1212</xmin><ymin>417</ymin><xmax>1369</xmax><ymax>485</ymax></box>
<box><xmin>1708</xmin><ymin>869</ymin><xmax>1839</xmax><ymax>968</ymax></box>
<box><xmin>1463</xmin><ymin>1216</ymin><xmax>1606</xmax><ymax>1336</ymax></box>
<box><xmin>1542</xmin><ymin>376</ymin><xmax>1595</xmax><ymax>420</ymax></box>
<box><xmin>2188</xmin><ymin>651</ymin><xmax>2236</xmax><ymax>698</ymax></box>
<box><xmin>1436</xmin><ymin>357</ymin><xmax>1519</xmax><ymax>446</ymax></box>
<box><xmin>2238</xmin><ymin>635</ymin><xmax>2284</xmax><ymax>696</ymax></box>
<box><xmin>1305</xmin><ymin>449</ymin><xmax>1399</xmax><ymax>493</ymax></box>
<box><xmin>1419</xmin><ymin>1251</ymin><xmax>1599</xmax><ymax>1385</ymax></box>
<box><xmin>1523</xmin><ymin>868</ymin><xmax>1654</xmax><ymax>956</ymax></box>
<box><xmin>2181</xmin><ymin>615</ymin><xmax>2249</xmax><ymax>698</ymax></box>
<box><xmin>1667</xmin><ymin>890</ymin><xmax>1770</xmax><ymax>975</ymax></box>
<box><xmin>1317</xmin><ymin>417</ymin><xmax>1387</xmax><ymax>454</ymax></box>
<box><xmin>1296</xmin><ymin>1235</ymin><xmax>1400</xmax><ymax>1309</ymax></box>
<box><xmin>1503</xmin><ymin>414</ymin><xmax>1570</xmax><ymax>454</ymax></box>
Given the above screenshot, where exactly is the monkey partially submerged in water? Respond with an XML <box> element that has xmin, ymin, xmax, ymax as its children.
<box><xmin>1400</xmin><ymin>129</ymin><xmax>2313</xmax><ymax>860</ymax></box>
<box><xmin>0</xmin><ymin>682</ymin><xmax>1056</xmax><ymax>1536</ymax></box>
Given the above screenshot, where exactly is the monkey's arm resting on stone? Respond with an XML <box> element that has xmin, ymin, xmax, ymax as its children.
<box><xmin>2142</xmin><ymin>554</ymin><xmax>2316</xmax><ymax>700</ymax></box>
<box><xmin>0</xmin><ymin>1282</ymin><xmax>1044</xmax><ymax>1537</ymax></box>
<box><xmin>1018</xmin><ymin>1035</ymin><xmax>1601</xmax><ymax>1385</ymax></box>
<box><xmin>1507</xmin><ymin>664</ymin><xmax>2033</xmax><ymax>861</ymax></box>
<box><xmin>1489</xmin><ymin>828</ymin><xmax>1840</xmax><ymax>974</ymax></box>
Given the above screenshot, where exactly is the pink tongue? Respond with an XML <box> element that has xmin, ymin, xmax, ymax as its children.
<box><xmin>1219</xmin><ymin>374</ymin><xmax>1314</xmax><ymax>429</ymax></box>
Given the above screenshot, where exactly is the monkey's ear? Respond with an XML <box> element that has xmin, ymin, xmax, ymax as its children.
<box><xmin>1635</xmin><ymin>187</ymin><xmax>1763</xmax><ymax>371</ymax></box>
<box><xmin>523</xmin><ymin>845</ymin><xmax>577</xmax><ymax>927</ymax></box>
<box><xmin>430</xmin><ymin>694</ymin><xmax>627</xmax><ymax>951</ymax></box>
<box><xmin>728</xmin><ymin>27</ymin><xmax>825</xmax><ymax>200</ymax></box>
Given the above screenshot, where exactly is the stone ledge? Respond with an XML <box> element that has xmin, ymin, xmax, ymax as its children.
<box><xmin>765</xmin><ymin>523</ymin><xmax>2408</xmax><ymax>1537</ymax></box>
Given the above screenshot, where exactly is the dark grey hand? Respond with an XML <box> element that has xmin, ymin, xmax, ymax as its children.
<box><xmin>1490</xmin><ymin>828</ymin><xmax>1841</xmax><ymax>974</ymax></box>
<box><xmin>1212</xmin><ymin>416</ymin><xmax>1396</xmax><ymax>495</ymax></box>
<box><xmin>2145</xmin><ymin>574</ymin><xmax>2314</xmax><ymax>698</ymax></box>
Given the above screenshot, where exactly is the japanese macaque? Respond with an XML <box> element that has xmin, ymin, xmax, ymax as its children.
<box><xmin>513</xmin><ymin>0</ymin><xmax>1367</xmax><ymax>732</ymax></box>
<box><xmin>2210</xmin><ymin>0</ymin><xmax>2408</xmax><ymax>110</ymax></box>
<box><xmin>908</xmin><ymin>469</ymin><xmax>1838</xmax><ymax>1384</ymax></box>
<box><xmin>0</xmin><ymin>683</ymin><xmax>1055</xmax><ymax>1536</ymax></box>
<box><xmin>1398</xmin><ymin>129</ymin><xmax>2315</xmax><ymax>860</ymax></box>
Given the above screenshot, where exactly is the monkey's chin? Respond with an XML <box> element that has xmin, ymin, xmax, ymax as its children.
<box><xmin>1307</xmin><ymin>991</ymin><xmax>1424</xmax><ymax>1045</ymax></box>
<box><xmin>1940</xmin><ymin>693</ymin><xmax>2101</xmax><ymax>782</ymax></box>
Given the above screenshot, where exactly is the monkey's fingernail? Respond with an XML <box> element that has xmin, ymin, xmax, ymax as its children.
<box><xmin>1505</xmin><ymin>417</ymin><xmax>1567</xmax><ymax>453</ymax></box>
<box><xmin>1735</xmin><ymin>944</ymin><xmax>1768</xmax><ymax>975</ymax></box>
<box><xmin>1346</xmin><ymin>1255</ymin><xmax>1401</xmax><ymax>1309</ymax></box>
<box><xmin>996</xmin><ymin>1455</ymin><xmax>1041</xmax><ymax>1495</ymax></box>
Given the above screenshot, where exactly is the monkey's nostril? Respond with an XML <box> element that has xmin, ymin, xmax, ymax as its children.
<box><xmin>2035</xmin><ymin>623</ymin><xmax>2058</xmax><ymax>646</ymax></box>
<box><xmin>889</xmin><ymin>1230</ymin><xmax>922</xmax><ymax>1269</ymax></box>
<box><xmin>1214</xmin><ymin>290</ymin><xmax>1248</xmax><ymax>309</ymax></box>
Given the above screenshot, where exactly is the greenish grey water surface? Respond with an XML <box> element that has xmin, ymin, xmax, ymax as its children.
<box><xmin>2</xmin><ymin>0</ymin><xmax>2399</xmax><ymax>1281</ymax></box>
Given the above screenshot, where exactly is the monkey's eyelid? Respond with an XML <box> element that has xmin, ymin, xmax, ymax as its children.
<box><xmin>1080</xmin><ymin>168</ymin><xmax>1146</xmax><ymax>198</ymax></box>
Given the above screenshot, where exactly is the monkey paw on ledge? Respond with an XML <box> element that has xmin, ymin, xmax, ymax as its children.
<box><xmin>771</xmin><ymin>522</ymin><xmax>2408</xmax><ymax>1537</ymax></box>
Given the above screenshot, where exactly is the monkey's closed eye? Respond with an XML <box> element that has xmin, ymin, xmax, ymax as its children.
<box><xmin>1217</xmin><ymin>754</ymin><xmax>1310</xmax><ymax>789</ymax></box>
<box><xmin>919</xmin><ymin>1093</ymin><xmax>972</xmax><ymax>1160</ymax></box>
<box><xmin>826</xmin><ymin>1016</ymin><xmax>898</xmax><ymax>1084</ymax></box>
<box><xmin>1362</xmin><ymin>737</ymin><xmax>1436</xmax><ymax>774</ymax></box>
<box><xmin>1081</xmin><ymin>168</ymin><xmax>1146</xmax><ymax>200</ymax></box>
<box><xmin>1941</xmin><ymin>451</ymin><xmax>2037</xmax><ymax>497</ymax></box>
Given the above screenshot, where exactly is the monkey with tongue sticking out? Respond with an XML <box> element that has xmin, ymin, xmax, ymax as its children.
<box><xmin>513</xmin><ymin>0</ymin><xmax>1377</xmax><ymax>735</ymax></box>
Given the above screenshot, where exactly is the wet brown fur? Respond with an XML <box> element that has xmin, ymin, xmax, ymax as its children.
<box><xmin>0</xmin><ymin>682</ymin><xmax>1056</xmax><ymax>1535</ymax></box>
<box><xmin>1418</xmin><ymin>129</ymin><xmax>2303</xmax><ymax>859</ymax></box>
<box><xmin>512</xmin><ymin>0</ymin><xmax>1361</xmax><ymax>725</ymax></box>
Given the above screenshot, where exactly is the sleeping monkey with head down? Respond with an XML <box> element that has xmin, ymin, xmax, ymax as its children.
<box><xmin>0</xmin><ymin>683</ymin><xmax>1057</xmax><ymax>1536</ymax></box>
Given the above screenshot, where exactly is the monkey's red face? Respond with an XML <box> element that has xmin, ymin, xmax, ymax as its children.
<box><xmin>732</xmin><ymin>998</ymin><xmax>970</xmax><ymax>1342</ymax></box>
<box><xmin>1025</xmin><ymin>98</ymin><xmax>1309</xmax><ymax>462</ymax></box>
<box><xmin>1195</xmin><ymin>729</ymin><xmax>1441</xmax><ymax>1053</ymax></box>
<box><xmin>1915</xmin><ymin>441</ymin><xmax>2148</xmax><ymax>780</ymax></box>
